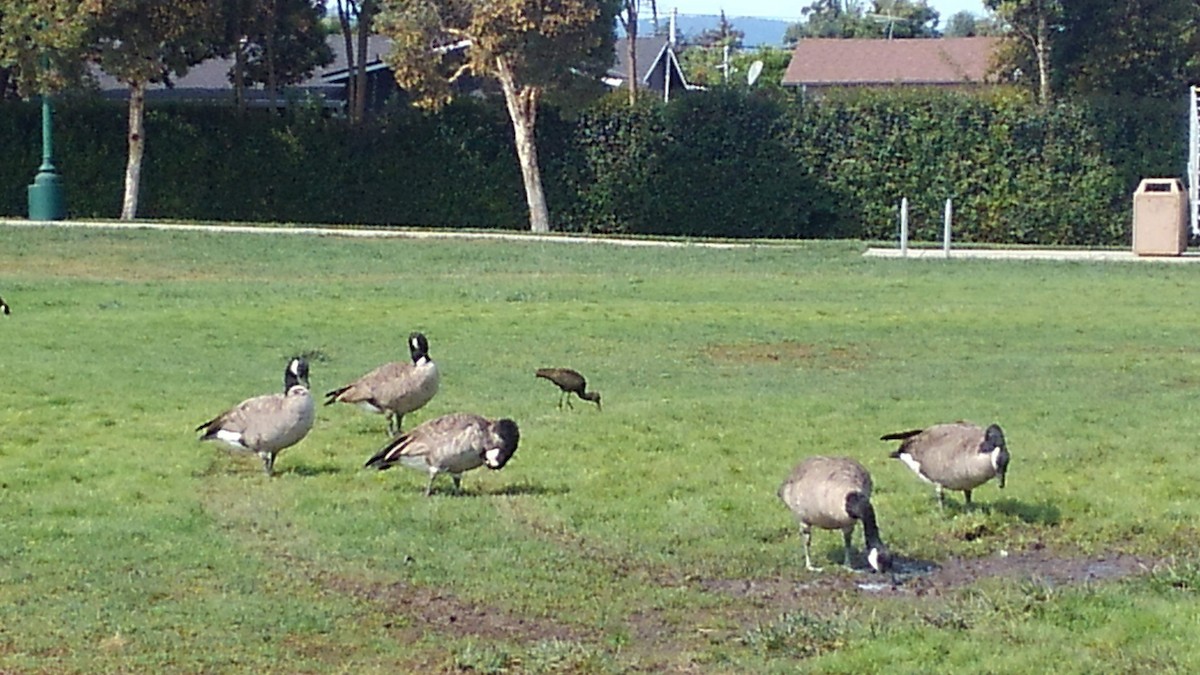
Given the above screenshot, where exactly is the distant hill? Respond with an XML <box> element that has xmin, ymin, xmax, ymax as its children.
<box><xmin>622</xmin><ymin>14</ymin><xmax>796</xmax><ymax>48</ymax></box>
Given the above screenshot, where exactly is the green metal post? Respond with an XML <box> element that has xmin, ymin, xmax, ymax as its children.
<box><xmin>28</xmin><ymin>88</ymin><xmax>66</xmax><ymax>220</ymax></box>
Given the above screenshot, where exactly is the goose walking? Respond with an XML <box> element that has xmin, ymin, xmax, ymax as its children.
<box><xmin>535</xmin><ymin>368</ymin><xmax>601</xmax><ymax>411</ymax></box>
<box><xmin>196</xmin><ymin>357</ymin><xmax>315</xmax><ymax>476</ymax></box>
<box><xmin>882</xmin><ymin>421</ymin><xmax>1009</xmax><ymax>508</ymax></box>
<box><xmin>778</xmin><ymin>456</ymin><xmax>891</xmax><ymax>573</ymax></box>
<box><xmin>325</xmin><ymin>331</ymin><xmax>439</xmax><ymax>434</ymax></box>
<box><xmin>364</xmin><ymin>412</ymin><xmax>519</xmax><ymax>496</ymax></box>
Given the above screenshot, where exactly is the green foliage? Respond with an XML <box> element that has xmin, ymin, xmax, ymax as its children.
<box><xmin>787</xmin><ymin>87</ymin><xmax>1131</xmax><ymax>244</ymax></box>
<box><xmin>0</xmin><ymin>84</ymin><xmax>1185</xmax><ymax>245</ymax></box>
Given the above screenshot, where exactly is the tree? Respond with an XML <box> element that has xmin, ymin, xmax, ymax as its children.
<box><xmin>787</xmin><ymin>0</ymin><xmax>938</xmax><ymax>40</ymax></box>
<box><xmin>377</xmin><ymin>0</ymin><xmax>617</xmax><ymax>233</ymax></box>
<box><xmin>333</xmin><ymin>0</ymin><xmax>378</xmax><ymax>125</ymax></box>
<box><xmin>616</xmin><ymin>1</ymin><xmax>658</xmax><ymax>105</ymax></box>
<box><xmin>692</xmin><ymin>11</ymin><xmax>743</xmax><ymax>49</ymax></box>
<box><xmin>0</xmin><ymin>0</ymin><xmax>99</xmax><ymax>98</ymax></box>
<box><xmin>681</xmin><ymin>44</ymin><xmax>790</xmax><ymax>90</ymax></box>
<box><xmin>985</xmin><ymin>0</ymin><xmax>1061</xmax><ymax>105</ymax></box>
<box><xmin>88</xmin><ymin>0</ymin><xmax>222</xmax><ymax>219</ymax></box>
<box><xmin>237</xmin><ymin>0</ymin><xmax>333</xmax><ymax>111</ymax></box>
<box><xmin>1050</xmin><ymin>0</ymin><xmax>1199</xmax><ymax>99</ymax></box>
<box><xmin>943</xmin><ymin>10</ymin><xmax>978</xmax><ymax>37</ymax></box>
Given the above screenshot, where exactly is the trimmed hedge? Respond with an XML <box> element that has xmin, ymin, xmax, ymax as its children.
<box><xmin>0</xmin><ymin>87</ymin><xmax>1184</xmax><ymax>245</ymax></box>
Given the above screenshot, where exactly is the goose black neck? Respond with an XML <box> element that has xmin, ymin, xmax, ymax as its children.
<box><xmin>858</xmin><ymin>502</ymin><xmax>885</xmax><ymax>550</ymax></box>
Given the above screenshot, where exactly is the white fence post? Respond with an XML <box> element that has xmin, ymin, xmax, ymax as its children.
<box><xmin>943</xmin><ymin>198</ymin><xmax>952</xmax><ymax>257</ymax></box>
<box><xmin>900</xmin><ymin>197</ymin><xmax>909</xmax><ymax>257</ymax></box>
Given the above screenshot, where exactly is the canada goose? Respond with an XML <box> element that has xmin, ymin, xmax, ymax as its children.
<box><xmin>778</xmin><ymin>456</ymin><xmax>891</xmax><ymax>573</ymax></box>
<box><xmin>195</xmin><ymin>357</ymin><xmax>315</xmax><ymax>476</ymax></box>
<box><xmin>535</xmin><ymin>368</ymin><xmax>601</xmax><ymax>410</ymax></box>
<box><xmin>0</xmin><ymin>296</ymin><xmax>9</xmax><ymax>315</ymax></box>
<box><xmin>363</xmin><ymin>412</ymin><xmax>520</xmax><ymax>496</ymax></box>
<box><xmin>882</xmin><ymin>421</ymin><xmax>1009</xmax><ymax>508</ymax></box>
<box><xmin>324</xmin><ymin>331</ymin><xmax>439</xmax><ymax>434</ymax></box>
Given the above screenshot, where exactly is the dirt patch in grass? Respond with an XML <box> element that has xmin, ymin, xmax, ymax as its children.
<box><xmin>703</xmin><ymin>341</ymin><xmax>866</xmax><ymax>370</ymax></box>
<box><xmin>696</xmin><ymin>548</ymin><xmax>1151</xmax><ymax>606</ymax></box>
<box><xmin>319</xmin><ymin>573</ymin><xmax>588</xmax><ymax>645</ymax></box>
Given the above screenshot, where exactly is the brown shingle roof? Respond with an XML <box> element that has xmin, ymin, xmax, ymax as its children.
<box><xmin>781</xmin><ymin>37</ymin><xmax>1000</xmax><ymax>87</ymax></box>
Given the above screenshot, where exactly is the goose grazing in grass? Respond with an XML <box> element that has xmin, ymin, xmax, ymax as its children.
<box><xmin>778</xmin><ymin>456</ymin><xmax>891</xmax><ymax>573</ymax></box>
<box><xmin>535</xmin><ymin>368</ymin><xmax>601</xmax><ymax>410</ymax></box>
<box><xmin>325</xmin><ymin>331</ymin><xmax>439</xmax><ymax>434</ymax></box>
<box><xmin>196</xmin><ymin>357</ymin><xmax>315</xmax><ymax>476</ymax></box>
<box><xmin>0</xmin><ymin>296</ymin><xmax>9</xmax><ymax>315</ymax></box>
<box><xmin>363</xmin><ymin>412</ymin><xmax>520</xmax><ymax>496</ymax></box>
<box><xmin>882</xmin><ymin>421</ymin><xmax>1009</xmax><ymax>509</ymax></box>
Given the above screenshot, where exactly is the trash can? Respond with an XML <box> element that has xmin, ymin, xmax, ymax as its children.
<box><xmin>1132</xmin><ymin>178</ymin><xmax>1187</xmax><ymax>256</ymax></box>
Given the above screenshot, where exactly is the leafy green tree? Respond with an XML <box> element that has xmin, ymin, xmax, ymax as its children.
<box><xmin>986</xmin><ymin>0</ymin><xmax>1061</xmax><ymax>104</ymax></box>
<box><xmin>788</xmin><ymin>0</ymin><xmax>938</xmax><ymax>40</ymax></box>
<box><xmin>691</xmin><ymin>11</ymin><xmax>743</xmax><ymax>49</ymax></box>
<box><xmin>943</xmin><ymin>10</ymin><xmax>978</xmax><ymax>37</ymax></box>
<box><xmin>88</xmin><ymin>0</ymin><xmax>223</xmax><ymax>219</ymax></box>
<box><xmin>0</xmin><ymin>0</ymin><xmax>99</xmax><ymax>98</ymax></box>
<box><xmin>377</xmin><ymin>0</ymin><xmax>616</xmax><ymax>233</ymax></box>
<box><xmin>1051</xmin><ymin>0</ymin><xmax>1199</xmax><ymax>99</ymax></box>
<box><xmin>237</xmin><ymin>0</ymin><xmax>333</xmax><ymax>110</ymax></box>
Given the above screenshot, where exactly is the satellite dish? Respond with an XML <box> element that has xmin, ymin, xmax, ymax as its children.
<box><xmin>747</xmin><ymin>60</ymin><xmax>764</xmax><ymax>86</ymax></box>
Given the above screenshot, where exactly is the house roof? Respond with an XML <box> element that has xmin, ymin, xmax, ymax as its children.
<box><xmin>781</xmin><ymin>37</ymin><xmax>1001</xmax><ymax>87</ymax></box>
<box><xmin>609</xmin><ymin>36</ymin><xmax>674</xmax><ymax>85</ymax></box>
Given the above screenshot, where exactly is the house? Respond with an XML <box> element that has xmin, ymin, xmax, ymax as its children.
<box><xmin>781</xmin><ymin>37</ymin><xmax>1003</xmax><ymax>94</ymax></box>
<box><xmin>607</xmin><ymin>35</ymin><xmax>697</xmax><ymax>102</ymax></box>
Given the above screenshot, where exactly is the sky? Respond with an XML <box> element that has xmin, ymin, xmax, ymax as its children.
<box><xmin>661</xmin><ymin>1</ymin><xmax>990</xmax><ymax>22</ymax></box>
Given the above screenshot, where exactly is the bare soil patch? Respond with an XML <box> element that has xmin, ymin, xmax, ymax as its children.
<box><xmin>697</xmin><ymin>549</ymin><xmax>1151</xmax><ymax>607</ymax></box>
<box><xmin>318</xmin><ymin>573</ymin><xmax>589</xmax><ymax>645</ymax></box>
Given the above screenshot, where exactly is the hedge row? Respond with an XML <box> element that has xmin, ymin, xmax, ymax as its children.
<box><xmin>0</xmin><ymin>88</ymin><xmax>1185</xmax><ymax>245</ymax></box>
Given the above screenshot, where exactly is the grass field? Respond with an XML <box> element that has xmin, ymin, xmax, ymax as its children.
<box><xmin>3</xmin><ymin>224</ymin><xmax>1200</xmax><ymax>673</ymax></box>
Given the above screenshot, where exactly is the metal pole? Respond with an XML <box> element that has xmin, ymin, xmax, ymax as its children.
<box><xmin>900</xmin><ymin>197</ymin><xmax>909</xmax><ymax>257</ymax></box>
<box><xmin>942</xmin><ymin>198</ymin><xmax>953</xmax><ymax>257</ymax></box>
<box><xmin>28</xmin><ymin>55</ymin><xmax>66</xmax><ymax>221</ymax></box>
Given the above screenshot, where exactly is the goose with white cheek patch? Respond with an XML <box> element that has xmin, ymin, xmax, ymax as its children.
<box><xmin>0</xmin><ymin>296</ymin><xmax>9</xmax><ymax>315</ymax></box>
<box><xmin>363</xmin><ymin>412</ymin><xmax>519</xmax><ymax>496</ymax></box>
<box><xmin>196</xmin><ymin>357</ymin><xmax>315</xmax><ymax>476</ymax></box>
<box><xmin>778</xmin><ymin>456</ymin><xmax>892</xmax><ymax>573</ymax></box>
<box><xmin>882</xmin><ymin>421</ymin><xmax>1009</xmax><ymax>509</ymax></box>
<box><xmin>324</xmin><ymin>331</ymin><xmax>439</xmax><ymax>435</ymax></box>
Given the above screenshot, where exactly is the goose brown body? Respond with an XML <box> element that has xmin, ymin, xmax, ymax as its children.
<box><xmin>882</xmin><ymin>421</ymin><xmax>1009</xmax><ymax>508</ymax></box>
<box><xmin>196</xmin><ymin>357</ymin><xmax>315</xmax><ymax>475</ymax></box>
<box><xmin>778</xmin><ymin>456</ymin><xmax>890</xmax><ymax>572</ymax></box>
<box><xmin>325</xmin><ymin>332</ymin><xmax>439</xmax><ymax>434</ymax></box>
<box><xmin>364</xmin><ymin>412</ymin><xmax>520</xmax><ymax>496</ymax></box>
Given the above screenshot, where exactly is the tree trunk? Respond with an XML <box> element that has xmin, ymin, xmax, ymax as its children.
<box><xmin>496</xmin><ymin>57</ymin><xmax>550</xmax><ymax>233</ymax></box>
<box><xmin>266</xmin><ymin>0</ymin><xmax>279</xmax><ymax>112</ymax></box>
<box><xmin>121</xmin><ymin>80</ymin><xmax>146</xmax><ymax>221</ymax></box>
<box><xmin>352</xmin><ymin>0</ymin><xmax>375</xmax><ymax>124</ymax></box>
<box><xmin>233</xmin><ymin>41</ymin><xmax>247</xmax><ymax>112</ymax></box>
<box><xmin>1033</xmin><ymin>13</ymin><xmax>1050</xmax><ymax>105</ymax></box>
<box><xmin>625</xmin><ymin>2</ymin><xmax>639</xmax><ymax>105</ymax></box>
<box><xmin>336</xmin><ymin>0</ymin><xmax>357</xmax><ymax>121</ymax></box>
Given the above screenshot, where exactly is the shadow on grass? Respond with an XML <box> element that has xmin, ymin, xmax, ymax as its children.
<box><xmin>284</xmin><ymin>463</ymin><xmax>343</xmax><ymax>477</ymax></box>
<box><xmin>983</xmin><ymin>498</ymin><xmax>1062</xmax><ymax>526</ymax></box>
<box><xmin>425</xmin><ymin>481</ymin><xmax>568</xmax><ymax>498</ymax></box>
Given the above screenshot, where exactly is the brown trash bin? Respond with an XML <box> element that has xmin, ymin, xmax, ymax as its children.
<box><xmin>1132</xmin><ymin>178</ymin><xmax>1188</xmax><ymax>256</ymax></box>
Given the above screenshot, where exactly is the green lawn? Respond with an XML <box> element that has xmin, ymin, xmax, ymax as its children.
<box><xmin>2</xmin><ymin>224</ymin><xmax>1200</xmax><ymax>673</ymax></box>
